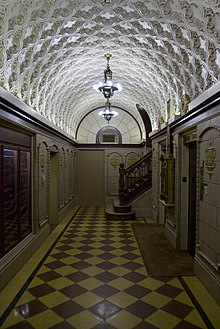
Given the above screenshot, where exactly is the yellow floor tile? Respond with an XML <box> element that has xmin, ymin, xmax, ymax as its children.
<box><xmin>107</xmin><ymin>310</ymin><xmax>141</xmax><ymax>329</ymax></box>
<box><xmin>54</xmin><ymin>265</ymin><xmax>77</xmax><ymax>276</ymax></box>
<box><xmin>108</xmin><ymin>277</ymin><xmax>134</xmax><ymax>290</ymax></box>
<box><xmin>16</xmin><ymin>291</ymin><xmax>37</xmax><ymax>306</ymax></box>
<box><xmin>174</xmin><ymin>291</ymin><xmax>195</xmax><ymax>306</ymax></box>
<box><xmin>108</xmin><ymin>292</ymin><xmax>137</xmax><ymax>307</ymax></box>
<box><xmin>59</xmin><ymin>256</ymin><xmax>80</xmax><ymax>264</ymax></box>
<box><xmin>27</xmin><ymin>309</ymin><xmax>62</xmax><ymax>328</ymax></box>
<box><xmin>147</xmin><ymin>310</ymin><xmax>180</xmax><ymax>329</ymax></box>
<box><xmin>86</xmin><ymin>249</ymin><xmax>104</xmax><ymax>256</ymax></box>
<box><xmin>141</xmin><ymin>291</ymin><xmax>171</xmax><ymax>308</ymax></box>
<box><xmin>138</xmin><ymin>277</ymin><xmax>164</xmax><ymax>290</ymax></box>
<box><xmin>109</xmin><ymin>249</ymin><xmax>126</xmax><ymax>256</ymax></box>
<box><xmin>184</xmin><ymin>309</ymin><xmax>207</xmax><ymax>329</ymax></box>
<box><xmin>1</xmin><ymin>310</ymin><xmax>24</xmax><ymax>328</ymax></box>
<box><xmin>48</xmin><ymin>277</ymin><xmax>73</xmax><ymax>290</ymax></box>
<box><xmin>108</xmin><ymin>266</ymin><xmax>131</xmax><ymax>276</ymax></box>
<box><xmin>67</xmin><ymin>310</ymin><xmax>101</xmax><ymax>329</ymax></box>
<box><xmin>79</xmin><ymin>277</ymin><xmax>103</xmax><ymax>290</ymax></box>
<box><xmin>110</xmin><ymin>257</ymin><xmax>129</xmax><ymax>265</ymax></box>
<box><xmin>39</xmin><ymin>291</ymin><xmax>69</xmax><ymax>308</ymax></box>
<box><xmin>81</xmin><ymin>266</ymin><xmax>104</xmax><ymax>276</ymax></box>
<box><xmin>73</xmin><ymin>291</ymin><xmax>102</xmax><ymax>308</ymax></box>
<box><xmin>26</xmin><ymin>276</ymin><xmax>44</xmax><ymax>288</ymax></box>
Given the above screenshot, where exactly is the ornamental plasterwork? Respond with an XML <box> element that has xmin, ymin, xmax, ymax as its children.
<box><xmin>0</xmin><ymin>0</ymin><xmax>219</xmax><ymax>137</ymax></box>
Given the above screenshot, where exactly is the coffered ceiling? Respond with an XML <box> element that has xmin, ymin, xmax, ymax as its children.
<box><xmin>0</xmin><ymin>0</ymin><xmax>219</xmax><ymax>139</ymax></box>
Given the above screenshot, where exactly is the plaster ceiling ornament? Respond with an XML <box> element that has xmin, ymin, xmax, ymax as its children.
<box><xmin>0</xmin><ymin>0</ymin><xmax>219</xmax><ymax>138</ymax></box>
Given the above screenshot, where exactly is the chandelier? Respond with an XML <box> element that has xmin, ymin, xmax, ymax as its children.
<box><xmin>98</xmin><ymin>99</ymin><xmax>118</xmax><ymax>124</ymax></box>
<box><xmin>93</xmin><ymin>53</ymin><xmax>122</xmax><ymax>99</ymax></box>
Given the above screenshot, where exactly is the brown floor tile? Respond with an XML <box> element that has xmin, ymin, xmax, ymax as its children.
<box><xmin>52</xmin><ymin>300</ymin><xmax>83</xmax><ymax>318</ymax></box>
<box><xmin>97</xmin><ymin>261</ymin><xmax>116</xmax><ymax>270</ymax></box>
<box><xmin>4</xmin><ymin>321</ymin><xmax>35</xmax><ymax>329</ymax></box>
<box><xmin>92</xmin><ymin>284</ymin><xmax>119</xmax><ymax>298</ymax></box>
<box><xmin>66</xmin><ymin>271</ymin><xmax>90</xmax><ymax>282</ymax></box>
<box><xmin>173</xmin><ymin>320</ymin><xmax>203</xmax><ymax>329</ymax></box>
<box><xmin>15</xmin><ymin>299</ymin><xmax>48</xmax><ymax>318</ymax></box>
<box><xmin>94</xmin><ymin>272</ymin><xmax>118</xmax><ymax>283</ymax></box>
<box><xmin>122</xmin><ymin>272</ymin><xmax>146</xmax><ymax>283</ymax></box>
<box><xmin>89</xmin><ymin>300</ymin><xmax>121</xmax><ymax>320</ymax></box>
<box><xmin>72</xmin><ymin>261</ymin><xmax>91</xmax><ymax>270</ymax></box>
<box><xmin>162</xmin><ymin>300</ymin><xmax>194</xmax><ymax>319</ymax></box>
<box><xmin>92</xmin><ymin>322</ymin><xmax>117</xmax><ymax>329</ymax></box>
<box><xmin>155</xmin><ymin>284</ymin><xmax>183</xmax><ymax>298</ymax></box>
<box><xmin>125</xmin><ymin>300</ymin><xmax>157</xmax><ymax>319</ymax></box>
<box><xmin>46</xmin><ymin>260</ymin><xmax>66</xmax><ymax>269</ymax></box>
<box><xmin>60</xmin><ymin>283</ymin><xmax>87</xmax><ymax>298</ymax></box>
<box><xmin>123</xmin><ymin>261</ymin><xmax>143</xmax><ymax>271</ymax></box>
<box><xmin>37</xmin><ymin>270</ymin><xmax>61</xmax><ymax>282</ymax></box>
<box><xmin>51</xmin><ymin>251</ymin><xmax>70</xmax><ymax>259</ymax></box>
<box><xmin>133</xmin><ymin>322</ymin><xmax>158</xmax><ymax>329</ymax></box>
<box><xmin>124</xmin><ymin>284</ymin><xmax>151</xmax><ymax>298</ymax></box>
<box><xmin>28</xmin><ymin>283</ymin><xmax>55</xmax><ymax>297</ymax></box>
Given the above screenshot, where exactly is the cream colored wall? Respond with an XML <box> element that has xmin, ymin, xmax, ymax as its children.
<box><xmin>77</xmin><ymin>109</ymin><xmax>143</xmax><ymax>144</ymax></box>
<box><xmin>151</xmin><ymin>140</ymin><xmax>164</xmax><ymax>224</ymax></box>
<box><xmin>105</xmin><ymin>147</ymin><xmax>151</xmax><ymax>199</ymax></box>
<box><xmin>150</xmin><ymin>84</ymin><xmax>220</xmax><ymax>303</ymax></box>
<box><xmin>196</xmin><ymin>118</ymin><xmax>220</xmax><ymax>303</ymax></box>
<box><xmin>37</xmin><ymin>135</ymin><xmax>77</xmax><ymax>230</ymax></box>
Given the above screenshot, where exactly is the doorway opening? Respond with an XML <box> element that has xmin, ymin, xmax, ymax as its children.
<box><xmin>188</xmin><ymin>141</ymin><xmax>197</xmax><ymax>256</ymax></box>
<box><xmin>49</xmin><ymin>151</ymin><xmax>59</xmax><ymax>230</ymax></box>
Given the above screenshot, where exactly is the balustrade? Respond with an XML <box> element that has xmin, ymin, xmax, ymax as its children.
<box><xmin>119</xmin><ymin>151</ymin><xmax>152</xmax><ymax>205</ymax></box>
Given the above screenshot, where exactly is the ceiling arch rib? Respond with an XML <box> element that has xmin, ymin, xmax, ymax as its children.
<box><xmin>0</xmin><ymin>0</ymin><xmax>219</xmax><ymax>138</ymax></box>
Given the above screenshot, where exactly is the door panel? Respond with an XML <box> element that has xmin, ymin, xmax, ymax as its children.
<box><xmin>49</xmin><ymin>152</ymin><xmax>59</xmax><ymax>228</ymax></box>
<box><xmin>77</xmin><ymin>150</ymin><xmax>104</xmax><ymax>205</ymax></box>
<box><xmin>188</xmin><ymin>141</ymin><xmax>197</xmax><ymax>256</ymax></box>
<box><xmin>3</xmin><ymin>148</ymin><xmax>18</xmax><ymax>252</ymax></box>
<box><xmin>20</xmin><ymin>151</ymin><xmax>31</xmax><ymax>238</ymax></box>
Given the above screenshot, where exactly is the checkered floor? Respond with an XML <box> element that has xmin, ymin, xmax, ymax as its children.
<box><xmin>0</xmin><ymin>206</ymin><xmax>217</xmax><ymax>328</ymax></box>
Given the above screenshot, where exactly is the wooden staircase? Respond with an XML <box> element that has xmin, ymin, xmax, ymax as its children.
<box><xmin>105</xmin><ymin>151</ymin><xmax>152</xmax><ymax>220</ymax></box>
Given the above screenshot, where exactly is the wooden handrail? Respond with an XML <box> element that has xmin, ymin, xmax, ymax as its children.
<box><xmin>119</xmin><ymin>151</ymin><xmax>152</xmax><ymax>205</ymax></box>
<box><xmin>124</xmin><ymin>151</ymin><xmax>152</xmax><ymax>174</ymax></box>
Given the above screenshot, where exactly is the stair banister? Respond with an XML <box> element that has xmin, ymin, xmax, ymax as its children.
<box><xmin>119</xmin><ymin>163</ymin><xmax>126</xmax><ymax>205</ymax></box>
<box><xmin>119</xmin><ymin>151</ymin><xmax>152</xmax><ymax>205</ymax></box>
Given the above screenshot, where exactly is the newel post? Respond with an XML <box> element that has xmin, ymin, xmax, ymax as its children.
<box><xmin>119</xmin><ymin>163</ymin><xmax>126</xmax><ymax>205</ymax></box>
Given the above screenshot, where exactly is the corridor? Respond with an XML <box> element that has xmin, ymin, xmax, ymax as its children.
<box><xmin>0</xmin><ymin>206</ymin><xmax>219</xmax><ymax>329</ymax></box>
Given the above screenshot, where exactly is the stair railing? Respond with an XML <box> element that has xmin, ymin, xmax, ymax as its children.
<box><xmin>119</xmin><ymin>151</ymin><xmax>152</xmax><ymax>205</ymax></box>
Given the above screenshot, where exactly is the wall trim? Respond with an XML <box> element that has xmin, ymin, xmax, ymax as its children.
<box><xmin>194</xmin><ymin>255</ymin><xmax>220</xmax><ymax>304</ymax></box>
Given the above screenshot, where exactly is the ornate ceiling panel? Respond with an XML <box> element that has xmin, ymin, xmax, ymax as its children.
<box><xmin>0</xmin><ymin>0</ymin><xmax>219</xmax><ymax>138</ymax></box>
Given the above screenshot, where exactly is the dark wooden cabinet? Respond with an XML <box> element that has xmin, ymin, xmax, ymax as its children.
<box><xmin>0</xmin><ymin>126</ymin><xmax>31</xmax><ymax>257</ymax></box>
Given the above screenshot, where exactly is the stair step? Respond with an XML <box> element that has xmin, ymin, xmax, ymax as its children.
<box><xmin>105</xmin><ymin>204</ymin><xmax>135</xmax><ymax>220</ymax></box>
<box><xmin>113</xmin><ymin>200</ymin><xmax>132</xmax><ymax>213</ymax></box>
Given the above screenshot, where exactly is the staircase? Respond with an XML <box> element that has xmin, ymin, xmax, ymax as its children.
<box><xmin>105</xmin><ymin>151</ymin><xmax>152</xmax><ymax>220</ymax></box>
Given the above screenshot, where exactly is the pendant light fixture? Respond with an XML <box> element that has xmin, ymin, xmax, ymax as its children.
<box><xmin>93</xmin><ymin>54</ymin><xmax>122</xmax><ymax>99</ymax></box>
<box><xmin>98</xmin><ymin>99</ymin><xmax>118</xmax><ymax>123</ymax></box>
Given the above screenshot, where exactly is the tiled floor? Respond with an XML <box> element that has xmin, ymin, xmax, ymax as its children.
<box><xmin>0</xmin><ymin>206</ymin><xmax>219</xmax><ymax>329</ymax></box>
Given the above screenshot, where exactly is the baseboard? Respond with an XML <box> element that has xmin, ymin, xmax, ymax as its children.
<box><xmin>0</xmin><ymin>224</ymin><xmax>50</xmax><ymax>291</ymax></box>
<box><xmin>165</xmin><ymin>223</ymin><xmax>177</xmax><ymax>249</ymax></box>
<box><xmin>194</xmin><ymin>254</ymin><xmax>220</xmax><ymax>304</ymax></box>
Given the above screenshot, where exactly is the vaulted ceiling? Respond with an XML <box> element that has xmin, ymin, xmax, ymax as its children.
<box><xmin>0</xmin><ymin>0</ymin><xmax>219</xmax><ymax>139</ymax></box>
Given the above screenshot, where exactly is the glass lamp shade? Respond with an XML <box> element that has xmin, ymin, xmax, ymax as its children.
<box><xmin>98</xmin><ymin>101</ymin><xmax>118</xmax><ymax>123</ymax></box>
